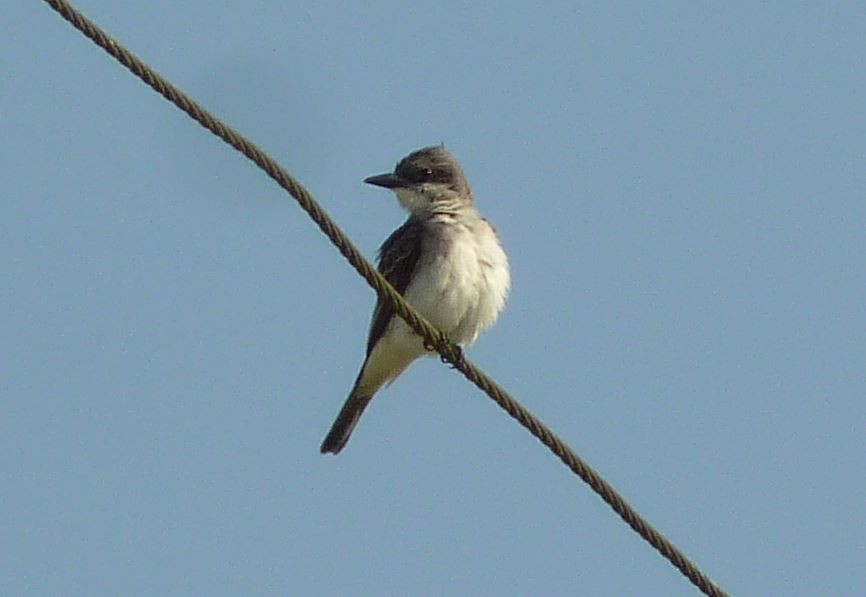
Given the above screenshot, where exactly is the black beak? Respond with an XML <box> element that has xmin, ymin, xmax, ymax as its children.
<box><xmin>364</xmin><ymin>173</ymin><xmax>404</xmax><ymax>189</ymax></box>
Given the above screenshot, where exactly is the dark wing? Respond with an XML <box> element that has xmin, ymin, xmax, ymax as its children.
<box><xmin>366</xmin><ymin>218</ymin><xmax>425</xmax><ymax>356</ymax></box>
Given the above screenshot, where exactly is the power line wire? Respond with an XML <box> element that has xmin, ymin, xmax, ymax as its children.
<box><xmin>41</xmin><ymin>1</ymin><xmax>728</xmax><ymax>595</ymax></box>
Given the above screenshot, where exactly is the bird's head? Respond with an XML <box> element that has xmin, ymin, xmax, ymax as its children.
<box><xmin>364</xmin><ymin>146</ymin><xmax>473</xmax><ymax>216</ymax></box>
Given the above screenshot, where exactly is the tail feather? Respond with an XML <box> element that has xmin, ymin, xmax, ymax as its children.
<box><xmin>321</xmin><ymin>343</ymin><xmax>418</xmax><ymax>455</ymax></box>
<box><xmin>320</xmin><ymin>390</ymin><xmax>373</xmax><ymax>454</ymax></box>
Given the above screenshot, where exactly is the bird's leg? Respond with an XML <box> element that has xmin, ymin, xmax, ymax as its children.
<box><xmin>439</xmin><ymin>337</ymin><xmax>463</xmax><ymax>368</ymax></box>
<box><xmin>423</xmin><ymin>335</ymin><xmax>464</xmax><ymax>368</ymax></box>
<box><xmin>445</xmin><ymin>343</ymin><xmax>464</xmax><ymax>368</ymax></box>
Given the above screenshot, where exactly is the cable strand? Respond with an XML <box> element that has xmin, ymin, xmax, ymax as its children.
<box><xmin>42</xmin><ymin>1</ymin><xmax>727</xmax><ymax>595</ymax></box>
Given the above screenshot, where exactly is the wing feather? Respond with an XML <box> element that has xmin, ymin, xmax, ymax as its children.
<box><xmin>366</xmin><ymin>218</ymin><xmax>425</xmax><ymax>355</ymax></box>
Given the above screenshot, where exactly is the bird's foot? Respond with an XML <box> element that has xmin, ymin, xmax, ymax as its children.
<box><xmin>423</xmin><ymin>336</ymin><xmax>464</xmax><ymax>368</ymax></box>
<box><xmin>443</xmin><ymin>343</ymin><xmax>464</xmax><ymax>368</ymax></box>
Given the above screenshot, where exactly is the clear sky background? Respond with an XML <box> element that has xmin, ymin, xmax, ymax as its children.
<box><xmin>4</xmin><ymin>2</ymin><xmax>865</xmax><ymax>595</ymax></box>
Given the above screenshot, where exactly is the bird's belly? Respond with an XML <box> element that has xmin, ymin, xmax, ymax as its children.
<box><xmin>402</xmin><ymin>228</ymin><xmax>509</xmax><ymax>346</ymax></box>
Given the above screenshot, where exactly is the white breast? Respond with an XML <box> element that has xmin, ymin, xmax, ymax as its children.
<box><xmin>403</xmin><ymin>215</ymin><xmax>510</xmax><ymax>346</ymax></box>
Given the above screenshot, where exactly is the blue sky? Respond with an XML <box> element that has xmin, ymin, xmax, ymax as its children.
<box><xmin>4</xmin><ymin>2</ymin><xmax>865</xmax><ymax>595</ymax></box>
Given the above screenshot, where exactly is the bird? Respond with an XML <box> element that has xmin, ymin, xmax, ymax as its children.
<box><xmin>320</xmin><ymin>145</ymin><xmax>511</xmax><ymax>454</ymax></box>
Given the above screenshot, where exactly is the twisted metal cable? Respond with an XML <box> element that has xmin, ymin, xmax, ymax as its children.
<box><xmin>41</xmin><ymin>1</ymin><xmax>728</xmax><ymax>595</ymax></box>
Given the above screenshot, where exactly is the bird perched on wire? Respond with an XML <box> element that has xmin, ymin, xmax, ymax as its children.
<box><xmin>320</xmin><ymin>145</ymin><xmax>511</xmax><ymax>454</ymax></box>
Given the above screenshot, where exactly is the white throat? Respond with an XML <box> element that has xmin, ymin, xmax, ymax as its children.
<box><xmin>394</xmin><ymin>186</ymin><xmax>472</xmax><ymax>217</ymax></box>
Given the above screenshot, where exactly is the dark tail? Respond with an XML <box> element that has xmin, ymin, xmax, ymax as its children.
<box><xmin>320</xmin><ymin>389</ymin><xmax>374</xmax><ymax>455</ymax></box>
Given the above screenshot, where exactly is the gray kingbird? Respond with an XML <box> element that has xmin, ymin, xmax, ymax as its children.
<box><xmin>320</xmin><ymin>145</ymin><xmax>511</xmax><ymax>454</ymax></box>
